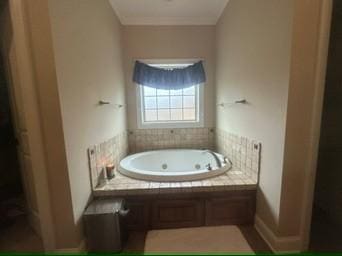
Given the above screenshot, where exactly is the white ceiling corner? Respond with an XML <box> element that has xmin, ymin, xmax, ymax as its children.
<box><xmin>109</xmin><ymin>0</ymin><xmax>229</xmax><ymax>26</ymax></box>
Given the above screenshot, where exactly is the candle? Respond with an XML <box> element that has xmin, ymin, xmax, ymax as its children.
<box><xmin>106</xmin><ymin>164</ymin><xmax>115</xmax><ymax>179</ymax></box>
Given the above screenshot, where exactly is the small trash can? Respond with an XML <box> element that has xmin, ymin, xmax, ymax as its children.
<box><xmin>83</xmin><ymin>198</ymin><xmax>129</xmax><ymax>252</ymax></box>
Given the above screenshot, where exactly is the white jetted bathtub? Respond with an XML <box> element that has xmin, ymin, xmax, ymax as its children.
<box><xmin>119</xmin><ymin>149</ymin><xmax>232</xmax><ymax>182</ymax></box>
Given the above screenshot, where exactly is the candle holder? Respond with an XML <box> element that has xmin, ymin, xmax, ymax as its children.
<box><xmin>106</xmin><ymin>164</ymin><xmax>115</xmax><ymax>180</ymax></box>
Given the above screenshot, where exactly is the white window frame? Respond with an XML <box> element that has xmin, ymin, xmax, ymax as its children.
<box><xmin>136</xmin><ymin>59</ymin><xmax>205</xmax><ymax>129</ymax></box>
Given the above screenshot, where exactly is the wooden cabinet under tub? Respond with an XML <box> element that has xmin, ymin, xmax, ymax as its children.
<box><xmin>125</xmin><ymin>200</ymin><xmax>150</xmax><ymax>230</ymax></box>
<box><xmin>119</xmin><ymin>190</ymin><xmax>256</xmax><ymax>231</ymax></box>
<box><xmin>205</xmin><ymin>195</ymin><xmax>255</xmax><ymax>226</ymax></box>
<box><xmin>152</xmin><ymin>199</ymin><xmax>205</xmax><ymax>229</ymax></box>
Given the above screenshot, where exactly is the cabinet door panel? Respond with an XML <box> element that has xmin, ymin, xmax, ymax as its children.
<box><xmin>206</xmin><ymin>196</ymin><xmax>255</xmax><ymax>225</ymax></box>
<box><xmin>125</xmin><ymin>201</ymin><xmax>150</xmax><ymax>231</ymax></box>
<box><xmin>152</xmin><ymin>199</ymin><xmax>204</xmax><ymax>229</ymax></box>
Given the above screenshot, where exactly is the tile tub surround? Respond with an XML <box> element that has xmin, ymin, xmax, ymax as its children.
<box><xmin>216</xmin><ymin>129</ymin><xmax>261</xmax><ymax>183</ymax></box>
<box><xmin>92</xmin><ymin>167</ymin><xmax>257</xmax><ymax>197</ymax></box>
<box><xmin>88</xmin><ymin>128</ymin><xmax>261</xmax><ymax>196</ymax></box>
<box><xmin>128</xmin><ymin>128</ymin><xmax>215</xmax><ymax>153</ymax></box>
<box><xmin>88</xmin><ymin>131</ymin><xmax>129</xmax><ymax>190</ymax></box>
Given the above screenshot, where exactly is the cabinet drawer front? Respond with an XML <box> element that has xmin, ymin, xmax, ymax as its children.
<box><xmin>152</xmin><ymin>199</ymin><xmax>205</xmax><ymax>229</ymax></box>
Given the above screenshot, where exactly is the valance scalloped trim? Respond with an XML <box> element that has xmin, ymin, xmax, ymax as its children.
<box><xmin>133</xmin><ymin>60</ymin><xmax>206</xmax><ymax>90</ymax></box>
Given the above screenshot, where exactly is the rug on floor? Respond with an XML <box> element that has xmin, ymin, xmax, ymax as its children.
<box><xmin>144</xmin><ymin>225</ymin><xmax>254</xmax><ymax>253</ymax></box>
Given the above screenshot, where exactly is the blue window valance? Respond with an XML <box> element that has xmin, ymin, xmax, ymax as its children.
<box><xmin>133</xmin><ymin>61</ymin><xmax>206</xmax><ymax>90</ymax></box>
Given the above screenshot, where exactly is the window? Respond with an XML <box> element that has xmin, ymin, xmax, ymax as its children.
<box><xmin>137</xmin><ymin>62</ymin><xmax>204</xmax><ymax>129</ymax></box>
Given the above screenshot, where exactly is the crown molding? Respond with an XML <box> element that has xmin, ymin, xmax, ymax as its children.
<box><xmin>119</xmin><ymin>16</ymin><xmax>218</xmax><ymax>26</ymax></box>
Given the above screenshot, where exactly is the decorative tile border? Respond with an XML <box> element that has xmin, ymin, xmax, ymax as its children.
<box><xmin>128</xmin><ymin>127</ymin><xmax>215</xmax><ymax>153</ymax></box>
<box><xmin>216</xmin><ymin>129</ymin><xmax>261</xmax><ymax>183</ymax></box>
<box><xmin>88</xmin><ymin>131</ymin><xmax>128</xmax><ymax>190</ymax></box>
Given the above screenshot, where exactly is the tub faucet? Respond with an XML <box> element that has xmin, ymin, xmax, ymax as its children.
<box><xmin>203</xmin><ymin>150</ymin><xmax>223</xmax><ymax>169</ymax></box>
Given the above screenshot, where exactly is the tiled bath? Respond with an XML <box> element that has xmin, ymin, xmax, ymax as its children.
<box><xmin>216</xmin><ymin>129</ymin><xmax>261</xmax><ymax>183</ymax></box>
<box><xmin>88</xmin><ymin>131</ymin><xmax>128</xmax><ymax>190</ymax></box>
<box><xmin>88</xmin><ymin>128</ymin><xmax>261</xmax><ymax>196</ymax></box>
<box><xmin>93</xmin><ymin>169</ymin><xmax>257</xmax><ymax>197</ymax></box>
<box><xmin>128</xmin><ymin>127</ymin><xmax>215</xmax><ymax>153</ymax></box>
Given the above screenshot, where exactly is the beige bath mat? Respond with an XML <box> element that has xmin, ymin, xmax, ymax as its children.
<box><xmin>144</xmin><ymin>225</ymin><xmax>255</xmax><ymax>253</ymax></box>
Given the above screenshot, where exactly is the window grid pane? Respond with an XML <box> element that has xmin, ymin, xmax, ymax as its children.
<box><xmin>142</xmin><ymin>85</ymin><xmax>198</xmax><ymax>123</ymax></box>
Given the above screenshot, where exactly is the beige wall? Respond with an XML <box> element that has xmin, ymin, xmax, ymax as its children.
<box><xmin>48</xmin><ymin>0</ymin><xmax>126</xmax><ymax>247</ymax></box>
<box><xmin>216</xmin><ymin>0</ymin><xmax>294</xmax><ymax>233</ymax></box>
<box><xmin>123</xmin><ymin>26</ymin><xmax>216</xmax><ymax>129</ymax></box>
<box><xmin>24</xmin><ymin>0</ymin><xmax>77</xmax><ymax>248</ymax></box>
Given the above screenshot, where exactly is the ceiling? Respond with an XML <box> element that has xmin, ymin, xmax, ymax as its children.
<box><xmin>109</xmin><ymin>0</ymin><xmax>230</xmax><ymax>25</ymax></box>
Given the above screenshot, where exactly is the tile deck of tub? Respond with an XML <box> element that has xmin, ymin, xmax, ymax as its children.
<box><xmin>93</xmin><ymin>167</ymin><xmax>258</xmax><ymax>197</ymax></box>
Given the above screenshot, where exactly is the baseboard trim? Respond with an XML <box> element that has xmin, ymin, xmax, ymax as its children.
<box><xmin>28</xmin><ymin>210</ymin><xmax>42</xmax><ymax>238</ymax></box>
<box><xmin>55</xmin><ymin>240</ymin><xmax>86</xmax><ymax>253</ymax></box>
<box><xmin>254</xmin><ymin>215</ymin><xmax>302</xmax><ymax>253</ymax></box>
<box><xmin>78</xmin><ymin>239</ymin><xmax>86</xmax><ymax>252</ymax></box>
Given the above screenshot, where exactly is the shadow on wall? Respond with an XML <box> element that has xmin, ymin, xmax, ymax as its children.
<box><xmin>75</xmin><ymin>199</ymin><xmax>91</xmax><ymax>249</ymax></box>
<box><xmin>255</xmin><ymin>188</ymin><xmax>279</xmax><ymax>236</ymax></box>
<box><xmin>238</xmin><ymin>225</ymin><xmax>271</xmax><ymax>252</ymax></box>
<box><xmin>0</xmin><ymin>51</ymin><xmax>22</xmax><ymax>200</ymax></box>
<box><xmin>314</xmin><ymin>0</ymin><xmax>342</xmax><ymax>229</ymax></box>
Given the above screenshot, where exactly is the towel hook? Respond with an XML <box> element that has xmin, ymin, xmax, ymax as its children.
<box><xmin>217</xmin><ymin>99</ymin><xmax>248</xmax><ymax>108</ymax></box>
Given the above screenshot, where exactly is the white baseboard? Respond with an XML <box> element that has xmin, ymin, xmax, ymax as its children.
<box><xmin>254</xmin><ymin>215</ymin><xmax>302</xmax><ymax>253</ymax></box>
<box><xmin>55</xmin><ymin>240</ymin><xmax>86</xmax><ymax>253</ymax></box>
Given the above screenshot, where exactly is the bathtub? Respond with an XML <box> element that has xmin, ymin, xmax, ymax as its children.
<box><xmin>118</xmin><ymin>149</ymin><xmax>232</xmax><ymax>182</ymax></box>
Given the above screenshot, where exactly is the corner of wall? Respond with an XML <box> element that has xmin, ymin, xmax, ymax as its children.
<box><xmin>23</xmin><ymin>0</ymin><xmax>78</xmax><ymax>249</ymax></box>
<box><xmin>254</xmin><ymin>215</ymin><xmax>302</xmax><ymax>253</ymax></box>
<box><xmin>277</xmin><ymin>0</ymin><xmax>331</xmax><ymax>242</ymax></box>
